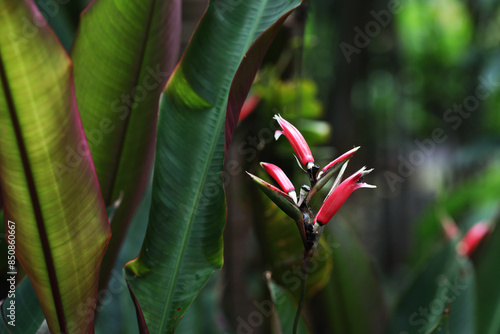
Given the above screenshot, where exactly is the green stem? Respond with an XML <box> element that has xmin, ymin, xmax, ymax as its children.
<box><xmin>293</xmin><ymin>254</ymin><xmax>311</xmax><ymax>334</ymax></box>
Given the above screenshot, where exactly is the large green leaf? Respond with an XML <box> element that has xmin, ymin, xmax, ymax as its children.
<box><xmin>124</xmin><ymin>1</ymin><xmax>301</xmax><ymax>332</ymax></box>
<box><xmin>0</xmin><ymin>1</ymin><xmax>111</xmax><ymax>332</ymax></box>
<box><xmin>71</xmin><ymin>0</ymin><xmax>181</xmax><ymax>287</ymax></box>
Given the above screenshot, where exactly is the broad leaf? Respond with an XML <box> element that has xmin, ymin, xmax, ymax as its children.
<box><xmin>124</xmin><ymin>1</ymin><xmax>301</xmax><ymax>332</ymax></box>
<box><xmin>71</xmin><ymin>0</ymin><xmax>181</xmax><ymax>287</ymax></box>
<box><xmin>0</xmin><ymin>2</ymin><xmax>110</xmax><ymax>332</ymax></box>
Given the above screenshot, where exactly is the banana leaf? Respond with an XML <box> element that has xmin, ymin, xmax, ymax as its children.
<box><xmin>0</xmin><ymin>1</ymin><xmax>111</xmax><ymax>332</ymax></box>
<box><xmin>124</xmin><ymin>1</ymin><xmax>302</xmax><ymax>332</ymax></box>
<box><xmin>71</xmin><ymin>0</ymin><xmax>181</xmax><ymax>287</ymax></box>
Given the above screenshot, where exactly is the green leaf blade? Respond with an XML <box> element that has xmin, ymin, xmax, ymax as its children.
<box><xmin>0</xmin><ymin>2</ymin><xmax>110</xmax><ymax>332</ymax></box>
<box><xmin>71</xmin><ymin>0</ymin><xmax>182</xmax><ymax>286</ymax></box>
<box><xmin>124</xmin><ymin>1</ymin><xmax>301</xmax><ymax>332</ymax></box>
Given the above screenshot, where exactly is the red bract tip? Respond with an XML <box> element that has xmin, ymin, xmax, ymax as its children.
<box><xmin>273</xmin><ymin>114</ymin><xmax>314</xmax><ymax>168</ymax></box>
<box><xmin>457</xmin><ymin>221</ymin><xmax>490</xmax><ymax>257</ymax></box>
<box><xmin>261</xmin><ymin>162</ymin><xmax>297</xmax><ymax>203</ymax></box>
<box><xmin>313</xmin><ymin>167</ymin><xmax>375</xmax><ymax>226</ymax></box>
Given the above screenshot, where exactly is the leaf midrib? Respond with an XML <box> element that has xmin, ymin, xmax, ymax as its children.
<box><xmin>0</xmin><ymin>49</ymin><xmax>67</xmax><ymax>333</ymax></box>
<box><xmin>157</xmin><ymin>3</ymin><xmax>268</xmax><ymax>331</ymax></box>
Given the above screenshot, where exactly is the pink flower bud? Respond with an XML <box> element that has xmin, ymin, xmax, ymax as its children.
<box><xmin>313</xmin><ymin>167</ymin><xmax>376</xmax><ymax>226</ymax></box>
<box><xmin>274</xmin><ymin>115</ymin><xmax>314</xmax><ymax>168</ymax></box>
<box><xmin>457</xmin><ymin>221</ymin><xmax>490</xmax><ymax>257</ymax></box>
<box><xmin>261</xmin><ymin>162</ymin><xmax>297</xmax><ymax>204</ymax></box>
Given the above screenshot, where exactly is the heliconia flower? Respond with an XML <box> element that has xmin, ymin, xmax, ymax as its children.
<box><xmin>274</xmin><ymin>114</ymin><xmax>315</xmax><ymax>169</ymax></box>
<box><xmin>261</xmin><ymin>162</ymin><xmax>297</xmax><ymax>204</ymax></box>
<box><xmin>313</xmin><ymin>167</ymin><xmax>376</xmax><ymax>226</ymax></box>
<box><xmin>457</xmin><ymin>221</ymin><xmax>490</xmax><ymax>257</ymax></box>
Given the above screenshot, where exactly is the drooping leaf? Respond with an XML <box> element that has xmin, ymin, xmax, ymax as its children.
<box><xmin>266</xmin><ymin>273</ymin><xmax>310</xmax><ymax>334</ymax></box>
<box><xmin>124</xmin><ymin>1</ymin><xmax>301</xmax><ymax>332</ymax></box>
<box><xmin>71</xmin><ymin>0</ymin><xmax>181</xmax><ymax>287</ymax></box>
<box><xmin>0</xmin><ymin>2</ymin><xmax>110</xmax><ymax>332</ymax></box>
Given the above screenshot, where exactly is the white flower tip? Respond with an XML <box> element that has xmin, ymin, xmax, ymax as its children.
<box><xmin>360</xmin><ymin>183</ymin><xmax>377</xmax><ymax>189</ymax></box>
<box><xmin>361</xmin><ymin>168</ymin><xmax>374</xmax><ymax>176</ymax></box>
<box><xmin>274</xmin><ymin>130</ymin><xmax>283</xmax><ymax>141</ymax></box>
<box><xmin>355</xmin><ymin>166</ymin><xmax>374</xmax><ymax>177</ymax></box>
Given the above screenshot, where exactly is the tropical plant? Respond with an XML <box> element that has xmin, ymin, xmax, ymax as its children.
<box><xmin>0</xmin><ymin>0</ymin><xmax>303</xmax><ymax>332</ymax></box>
<box><xmin>2</xmin><ymin>1</ymin><xmax>500</xmax><ymax>334</ymax></box>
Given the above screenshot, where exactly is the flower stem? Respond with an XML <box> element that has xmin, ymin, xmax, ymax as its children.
<box><xmin>293</xmin><ymin>253</ymin><xmax>312</xmax><ymax>334</ymax></box>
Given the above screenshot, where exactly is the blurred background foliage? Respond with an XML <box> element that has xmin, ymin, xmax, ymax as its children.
<box><xmin>1</xmin><ymin>0</ymin><xmax>499</xmax><ymax>333</ymax></box>
<box><xmin>224</xmin><ymin>0</ymin><xmax>500</xmax><ymax>332</ymax></box>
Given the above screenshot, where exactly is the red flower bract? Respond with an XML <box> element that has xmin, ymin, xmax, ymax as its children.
<box><xmin>319</xmin><ymin>146</ymin><xmax>360</xmax><ymax>176</ymax></box>
<box><xmin>274</xmin><ymin>114</ymin><xmax>314</xmax><ymax>168</ymax></box>
<box><xmin>314</xmin><ymin>167</ymin><xmax>375</xmax><ymax>226</ymax></box>
<box><xmin>261</xmin><ymin>162</ymin><xmax>297</xmax><ymax>203</ymax></box>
